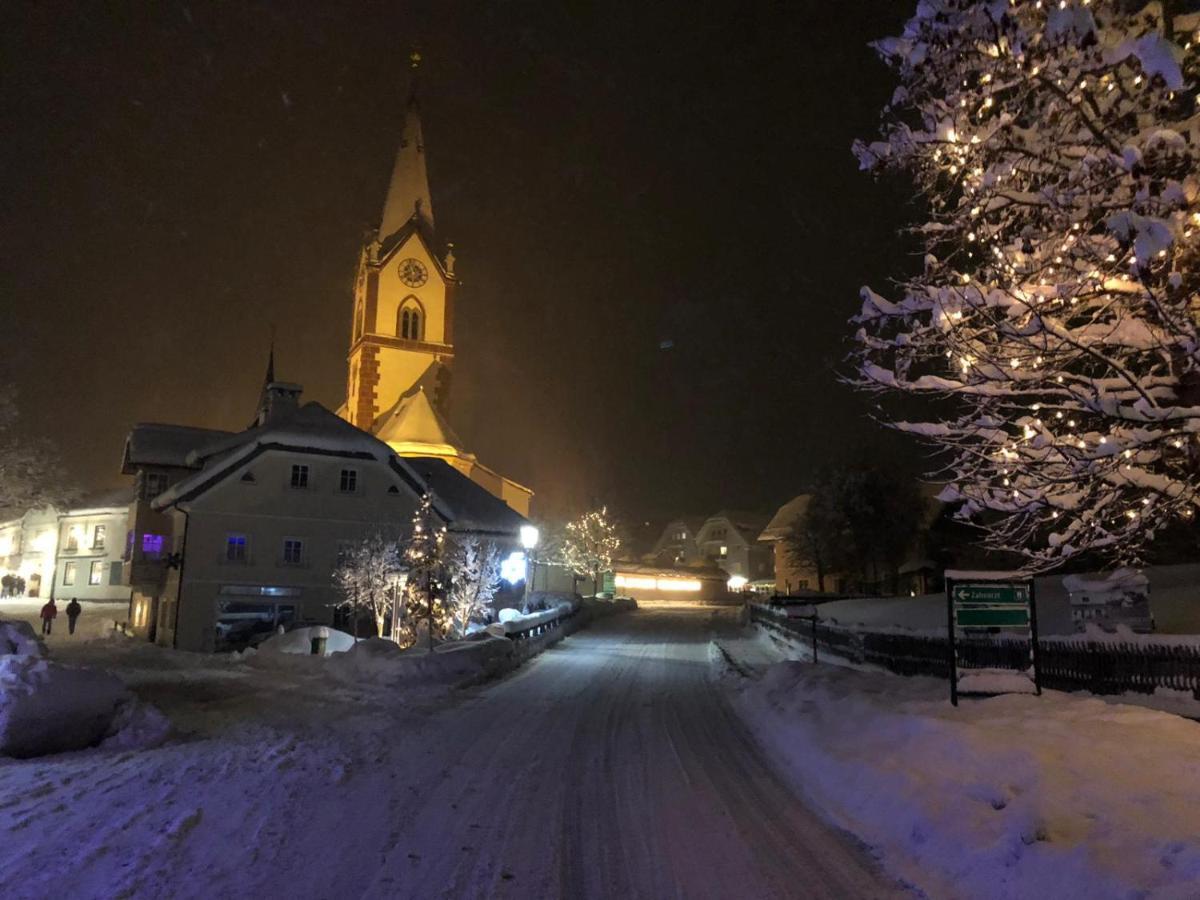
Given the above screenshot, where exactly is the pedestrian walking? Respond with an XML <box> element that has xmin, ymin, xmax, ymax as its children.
<box><xmin>66</xmin><ymin>598</ymin><xmax>82</xmax><ymax>636</ymax></box>
<box><xmin>40</xmin><ymin>599</ymin><xmax>57</xmax><ymax>635</ymax></box>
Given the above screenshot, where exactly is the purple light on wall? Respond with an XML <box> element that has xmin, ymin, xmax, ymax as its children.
<box><xmin>141</xmin><ymin>534</ymin><xmax>164</xmax><ymax>556</ymax></box>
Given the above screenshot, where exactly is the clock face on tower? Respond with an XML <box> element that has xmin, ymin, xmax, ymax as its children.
<box><xmin>398</xmin><ymin>258</ymin><xmax>428</xmax><ymax>288</ymax></box>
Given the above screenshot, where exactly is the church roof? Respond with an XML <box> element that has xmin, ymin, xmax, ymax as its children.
<box><xmin>373</xmin><ymin>378</ymin><xmax>464</xmax><ymax>452</ymax></box>
<box><xmin>403</xmin><ymin>457</ymin><xmax>527</xmax><ymax>537</ymax></box>
<box><xmin>379</xmin><ymin>92</ymin><xmax>434</xmax><ymax>244</ymax></box>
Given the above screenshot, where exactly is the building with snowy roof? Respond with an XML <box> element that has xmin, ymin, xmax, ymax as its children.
<box><xmin>121</xmin><ymin>373</ymin><xmax>529</xmax><ymax>652</ymax></box>
<box><xmin>338</xmin><ymin>58</ymin><xmax>532</xmax><ymax>516</ymax></box>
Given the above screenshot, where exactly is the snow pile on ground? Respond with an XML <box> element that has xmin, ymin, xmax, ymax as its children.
<box><xmin>725</xmin><ymin>657</ymin><xmax>1200</xmax><ymax>899</ymax></box>
<box><xmin>0</xmin><ymin>618</ymin><xmax>169</xmax><ymax>758</ymax></box>
<box><xmin>328</xmin><ymin>634</ymin><xmax>514</xmax><ymax>685</ymax></box>
<box><xmin>0</xmin><ymin>655</ymin><xmax>139</xmax><ymax>758</ymax></box>
<box><xmin>0</xmin><ymin>620</ymin><xmax>43</xmax><ymax>657</ymax></box>
<box><xmin>256</xmin><ymin>625</ymin><xmax>357</xmax><ymax>657</ymax></box>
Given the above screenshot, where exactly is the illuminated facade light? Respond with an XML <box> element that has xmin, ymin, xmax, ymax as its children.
<box><xmin>519</xmin><ymin>525</ymin><xmax>539</xmax><ymax>550</ymax></box>
<box><xmin>727</xmin><ymin>575</ymin><xmax>748</xmax><ymax>591</ymax></box>
<box><xmin>614</xmin><ymin>573</ymin><xmax>703</xmax><ymax>593</ymax></box>
<box><xmin>500</xmin><ymin>551</ymin><xmax>526</xmax><ymax>585</ymax></box>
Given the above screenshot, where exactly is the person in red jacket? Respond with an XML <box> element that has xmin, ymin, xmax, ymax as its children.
<box><xmin>39</xmin><ymin>599</ymin><xmax>57</xmax><ymax>635</ymax></box>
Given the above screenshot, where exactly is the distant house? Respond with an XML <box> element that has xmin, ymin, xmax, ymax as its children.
<box><xmin>123</xmin><ymin>380</ymin><xmax>528</xmax><ymax>652</ymax></box>
<box><xmin>0</xmin><ymin>507</ymin><xmax>59</xmax><ymax>599</ymax></box>
<box><xmin>647</xmin><ymin>518</ymin><xmax>704</xmax><ymax>567</ymax></box>
<box><xmin>54</xmin><ymin>488</ymin><xmax>134</xmax><ymax>603</ymax></box>
<box><xmin>693</xmin><ymin>511</ymin><xmax>773</xmax><ymax>582</ymax></box>
<box><xmin>757</xmin><ymin>495</ymin><xmax>821</xmax><ymax>594</ymax></box>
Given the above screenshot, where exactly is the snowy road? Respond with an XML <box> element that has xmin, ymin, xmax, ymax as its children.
<box><xmin>362</xmin><ymin>607</ymin><xmax>903</xmax><ymax>899</ymax></box>
<box><xmin>0</xmin><ymin>607</ymin><xmax>906</xmax><ymax>899</ymax></box>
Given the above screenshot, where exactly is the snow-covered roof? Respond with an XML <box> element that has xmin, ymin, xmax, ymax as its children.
<box><xmin>758</xmin><ymin>495</ymin><xmax>811</xmax><ymax>542</ymax></box>
<box><xmin>64</xmin><ymin>486</ymin><xmax>136</xmax><ymax>513</ymax></box>
<box><xmin>373</xmin><ymin>384</ymin><xmax>464</xmax><ymax>451</ymax></box>
<box><xmin>122</xmin><ymin>423</ymin><xmax>235</xmax><ymax>472</ymax></box>
<box><xmin>154</xmin><ymin>402</ymin><xmax>430</xmax><ymax>511</ymax></box>
<box><xmin>403</xmin><ymin>457</ymin><xmax>527</xmax><ymax>538</ymax></box>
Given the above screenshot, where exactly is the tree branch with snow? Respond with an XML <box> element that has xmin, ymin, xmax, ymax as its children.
<box><xmin>850</xmin><ymin>0</ymin><xmax>1200</xmax><ymax>571</ymax></box>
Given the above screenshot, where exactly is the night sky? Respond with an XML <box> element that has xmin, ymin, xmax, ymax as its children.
<box><xmin>2</xmin><ymin>1</ymin><xmax>920</xmax><ymax>523</ymax></box>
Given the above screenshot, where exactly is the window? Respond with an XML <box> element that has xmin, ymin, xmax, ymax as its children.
<box><xmin>109</xmin><ymin>561</ymin><xmax>123</xmax><ymax>585</ymax></box>
<box><xmin>145</xmin><ymin>472</ymin><xmax>168</xmax><ymax>497</ymax></box>
<box><xmin>335</xmin><ymin>540</ymin><xmax>354</xmax><ymax>566</ymax></box>
<box><xmin>282</xmin><ymin>539</ymin><xmax>304</xmax><ymax>565</ymax></box>
<box><xmin>398</xmin><ymin>300</ymin><xmax>424</xmax><ymax>340</ymax></box>
<box><xmin>290</xmin><ymin>464</ymin><xmax>309</xmax><ymax>489</ymax></box>
<box><xmin>141</xmin><ymin>533</ymin><xmax>165</xmax><ymax>558</ymax></box>
<box><xmin>339</xmin><ymin>469</ymin><xmax>358</xmax><ymax>493</ymax></box>
<box><xmin>719</xmin><ymin>545</ymin><xmax>728</xmax><ymax>558</ymax></box>
<box><xmin>92</xmin><ymin>525</ymin><xmax>106</xmax><ymax>550</ymax></box>
<box><xmin>226</xmin><ymin>534</ymin><xmax>248</xmax><ymax>563</ymax></box>
<box><xmin>89</xmin><ymin>561</ymin><xmax>103</xmax><ymax>585</ymax></box>
<box><xmin>63</xmin><ymin>562</ymin><xmax>77</xmax><ymax>586</ymax></box>
<box><xmin>64</xmin><ymin>528</ymin><xmax>79</xmax><ymax>552</ymax></box>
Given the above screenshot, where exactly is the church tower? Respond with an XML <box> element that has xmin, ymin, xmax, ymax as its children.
<box><xmin>346</xmin><ymin>53</ymin><xmax>457</xmax><ymax>432</ymax></box>
<box><xmin>342</xmin><ymin>56</ymin><xmax>533</xmax><ymax>516</ymax></box>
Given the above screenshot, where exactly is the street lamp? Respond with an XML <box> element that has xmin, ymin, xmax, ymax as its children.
<box><xmin>520</xmin><ymin>525</ymin><xmax>539</xmax><ymax>608</ymax></box>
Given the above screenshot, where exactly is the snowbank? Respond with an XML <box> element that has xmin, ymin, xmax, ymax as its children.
<box><xmin>0</xmin><ymin>655</ymin><xmax>153</xmax><ymax>758</ymax></box>
<box><xmin>727</xmin><ymin>659</ymin><xmax>1200</xmax><ymax>899</ymax></box>
<box><xmin>0</xmin><ymin>620</ymin><xmax>43</xmax><ymax>657</ymax></box>
<box><xmin>327</xmin><ymin>634</ymin><xmax>514</xmax><ymax>685</ymax></box>
<box><xmin>256</xmin><ymin>626</ymin><xmax>357</xmax><ymax>657</ymax></box>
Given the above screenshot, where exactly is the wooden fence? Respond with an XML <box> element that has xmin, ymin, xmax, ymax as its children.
<box><xmin>749</xmin><ymin>603</ymin><xmax>1200</xmax><ymax>699</ymax></box>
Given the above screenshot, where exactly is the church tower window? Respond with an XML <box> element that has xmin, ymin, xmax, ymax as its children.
<box><xmin>398</xmin><ymin>300</ymin><xmax>424</xmax><ymax>341</ymax></box>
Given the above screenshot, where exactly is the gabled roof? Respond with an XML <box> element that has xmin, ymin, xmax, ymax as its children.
<box><xmin>122</xmin><ymin>423</ymin><xmax>236</xmax><ymax>473</ymax></box>
<box><xmin>373</xmin><ymin>382</ymin><xmax>464</xmax><ymax>451</ymax></box>
<box><xmin>154</xmin><ymin>402</ymin><xmax>430</xmax><ymax>510</ymax></box>
<box><xmin>699</xmin><ymin>510</ymin><xmax>770</xmax><ymax>542</ymax></box>
<box><xmin>758</xmin><ymin>495</ymin><xmax>811</xmax><ymax>542</ymax></box>
<box><xmin>403</xmin><ymin>457</ymin><xmax>527</xmax><ymax>538</ymax></box>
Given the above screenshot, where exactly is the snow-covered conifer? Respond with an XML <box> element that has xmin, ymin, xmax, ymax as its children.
<box><xmin>851</xmin><ymin>1</ymin><xmax>1200</xmax><ymax>569</ymax></box>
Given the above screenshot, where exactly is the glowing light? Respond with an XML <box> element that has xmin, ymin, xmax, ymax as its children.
<box><xmin>33</xmin><ymin>531</ymin><xmax>57</xmax><ymax>553</ymax></box>
<box><xmin>727</xmin><ymin>575</ymin><xmax>748</xmax><ymax>592</ymax></box>
<box><xmin>500</xmin><ymin>550</ymin><xmax>527</xmax><ymax>585</ymax></box>
<box><xmin>519</xmin><ymin>525</ymin><xmax>539</xmax><ymax>550</ymax></box>
<box><xmin>614</xmin><ymin>573</ymin><xmax>703</xmax><ymax>593</ymax></box>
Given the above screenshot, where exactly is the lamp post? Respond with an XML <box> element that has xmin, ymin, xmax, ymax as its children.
<box><xmin>520</xmin><ymin>525</ymin><xmax>539</xmax><ymax>610</ymax></box>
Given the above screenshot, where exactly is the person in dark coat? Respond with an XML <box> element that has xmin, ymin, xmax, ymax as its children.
<box><xmin>39</xmin><ymin>599</ymin><xmax>57</xmax><ymax>635</ymax></box>
<box><xmin>65</xmin><ymin>599</ymin><xmax>82</xmax><ymax>635</ymax></box>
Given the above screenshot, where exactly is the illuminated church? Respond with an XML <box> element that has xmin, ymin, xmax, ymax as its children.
<box><xmin>339</xmin><ymin>61</ymin><xmax>533</xmax><ymax>516</ymax></box>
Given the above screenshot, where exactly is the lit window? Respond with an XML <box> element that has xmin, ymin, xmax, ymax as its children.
<box><xmin>398</xmin><ymin>301</ymin><xmax>424</xmax><ymax>340</ymax></box>
<box><xmin>142</xmin><ymin>533</ymin><xmax>165</xmax><ymax>558</ymax></box>
<box><xmin>339</xmin><ymin>469</ymin><xmax>358</xmax><ymax>493</ymax></box>
<box><xmin>65</xmin><ymin>528</ymin><xmax>79</xmax><ymax>552</ymax></box>
<box><xmin>226</xmin><ymin>534</ymin><xmax>248</xmax><ymax>563</ymax></box>
<box><xmin>93</xmin><ymin>525</ymin><xmax>106</xmax><ymax>550</ymax></box>
<box><xmin>282</xmin><ymin>539</ymin><xmax>304</xmax><ymax>565</ymax></box>
<box><xmin>89</xmin><ymin>561</ymin><xmax>103</xmax><ymax>585</ymax></box>
<box><xmin>63</xmin><ymin>562</ymin><xmax>77</xmax><ymax>586</ymax></box>
<box><xmin>290</xmin><ymin>464</ymin><xmax>309</xmax><ymax>489</ymax></box>
<box><xmin>719</xmin><ymin>545</ymin><xmax>728</xmax><ymax>558</ymax></box>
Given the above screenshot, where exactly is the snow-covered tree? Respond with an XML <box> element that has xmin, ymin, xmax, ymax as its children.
<box><xmin>0</xmin><ymin>388</ymin><xmax>72</xmax><ymax>517</ymax></box>
<box><xmin>444</xmin><ymin>536</ymin><xmax>502</xmax><ymax>638</ymax></box>
<box><xmin>561</xmin><ymin>507</ymin><xmax>621</xmax><ymax>595</ymax></box>
<box><xmin>401</xmin><ymin>492</ymin><xmax>448</xmax><ymax>646</ymax></box>
<box><xmin>850</xmin><ymin>1</ymin><xmax>1200</xmax><ymax>571</ymax></box>
<box><xmin>332</xmin><ymin>531</ymin><xmax>405</xmax><ymax>638</ymax></box>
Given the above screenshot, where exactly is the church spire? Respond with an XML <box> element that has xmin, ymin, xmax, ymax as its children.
<box><xmin>379</xmin><ymin>51</ymin><xmax>434</xmax><ymax>242</ymax></box>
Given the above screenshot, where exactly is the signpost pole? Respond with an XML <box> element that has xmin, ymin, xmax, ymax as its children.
<box><xmin>1028</xmin><ymin>578</ymin><xmax>1042</xmax><ymax>696</ymax></box>
<box><xmin>946</xmin><ymin>578</ymin><xmax>958</xmax><ymax>707</ymax></box>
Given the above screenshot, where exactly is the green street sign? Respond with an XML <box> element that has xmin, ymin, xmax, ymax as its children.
<box><xmin>951</xmin><ymin>583</ymin><xmax>1029</xmax><ymax>606</ymax></box>
<box><xmin>955</xmin><ymin>606</ymin><xmax>1030</xmax><ymax>628</ymax></box>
